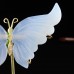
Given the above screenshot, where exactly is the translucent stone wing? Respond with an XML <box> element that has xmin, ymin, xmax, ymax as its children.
<box><xmin>12</xmin><ymin>3</ymin><xmax>62</xmax><ymax>68</ymax></box>
<box><xmin>0</xmin><ymin>25</ymin><xmax>7</xmax><ymax>65</ymax></box>
<box><xmin>13</xmin><ymin>41</ymin><xmax>32</xmax><ymax>68</ymax></box>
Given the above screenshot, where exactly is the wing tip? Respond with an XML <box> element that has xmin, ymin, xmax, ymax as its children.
<box><xmin>48</xmin><ymin>2</ymin><xmax>62</xmax><ymax>26</ymax></box>
<box><xmin>54</xmin><ymin>2</ymin><xmax>62</xmax><ymax>20</ymax></box>
<box><xmin>54</xmin><ymin>2</ymin><xmax>59</xmax><ymax>6</ymax></box>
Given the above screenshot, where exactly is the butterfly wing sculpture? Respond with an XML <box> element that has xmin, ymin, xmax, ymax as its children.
<box><xmin>0</xmin><ymin>3</ymin><xmax>62</xmax><ymax>68</ymax></box>
<box><xmin>0</xmin><ymin>26</ymin><xmax>7</xmax><ymax>65</ymax></box>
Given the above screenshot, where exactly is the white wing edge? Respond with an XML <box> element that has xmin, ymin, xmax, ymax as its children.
<box><xmin>47</xmin><ymin>3</ymin><xmax>62</xmax><ymax>26</ymax></box>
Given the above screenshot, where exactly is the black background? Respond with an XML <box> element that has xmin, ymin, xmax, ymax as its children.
<box><xmin>0</xmin><ymin>0</ymin><xmax>74</xmax><ymax>74</ymax></box>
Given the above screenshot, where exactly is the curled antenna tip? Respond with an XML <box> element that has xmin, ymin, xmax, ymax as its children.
<box><xmin>11</xmin><ymin>18</ymin><xmax>18</xmax><ymax>28</ymax></box>
<box><xmin>3</xmin><ymin>18</ymin><xmax>10</xmax><ymax>27</ymax></box>
<box><xmin>12</xmin><ymin>18</ymin><xmax>18</xmax><ymax>23</ymax></box>
<box><xmin>3</xmin><ymin>18</ymin><xmax>9</xmax><ymax>23</ymax></box>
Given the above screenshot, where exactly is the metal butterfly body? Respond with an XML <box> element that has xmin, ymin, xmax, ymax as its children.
<box><xmin>0</xmin><ymin>3</ymin><xmax>62</xmax><ymax>68</ymax></box>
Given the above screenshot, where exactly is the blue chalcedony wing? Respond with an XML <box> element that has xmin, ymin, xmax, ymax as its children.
<box><xmin>12</xmin><ymin>3</ymin><xmax>62</xmax><ymax>68</ymax></box>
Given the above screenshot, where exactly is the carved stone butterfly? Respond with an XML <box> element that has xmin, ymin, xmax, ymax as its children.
<box><xmin>0</xmin><ymin>3</ymin><xmax>62</xmax><ymax>68</ymax></box>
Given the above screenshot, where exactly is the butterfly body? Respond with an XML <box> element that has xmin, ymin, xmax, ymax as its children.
<box><xmin>3</xmin><ymin>18</ymin><xmax>18</xmax><ymax>56</ymax></box>
<box><xmin>7</xmin><ymin>28</ymin><xmax>13</xmax><ymax>56</ymax></box>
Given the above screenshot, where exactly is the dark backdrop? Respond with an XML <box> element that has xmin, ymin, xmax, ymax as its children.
<box><xmin>0</xmin><ymin>0</ymin><xmax>74</xmax><ymax>74</ymax></box>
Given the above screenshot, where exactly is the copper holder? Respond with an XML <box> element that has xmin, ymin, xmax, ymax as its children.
<box><xmin>59</xmin><ymin>37</ymin><xmax>74</xmax><ymax>42</ymax></box>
